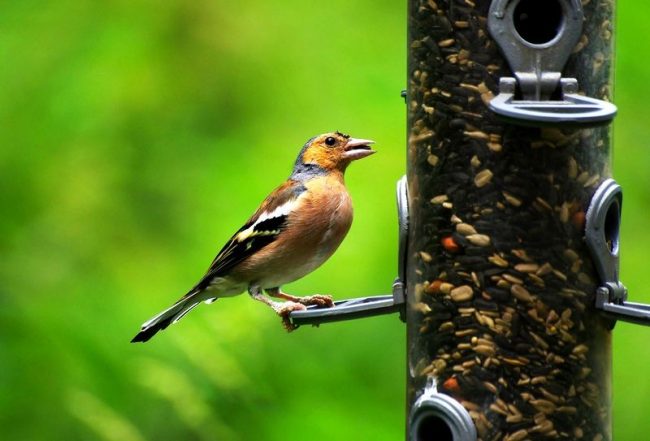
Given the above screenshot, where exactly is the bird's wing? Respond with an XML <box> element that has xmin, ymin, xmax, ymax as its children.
<box><xmin>187</xmin><ymin>180</ymin><xmax>307</xmax><ymax>294</ymax></box>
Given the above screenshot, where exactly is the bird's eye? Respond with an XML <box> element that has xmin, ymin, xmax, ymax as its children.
<box><xmin>325</xmin><ymin>137</ymin><xmax>336</xmax><ymax>146</ymax></box>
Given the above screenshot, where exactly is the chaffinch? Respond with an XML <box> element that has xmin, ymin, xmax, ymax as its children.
<box><xmin>131</xmin><ymin>131</ymin><xmax>375</xmax><ymax>342</ymax></box>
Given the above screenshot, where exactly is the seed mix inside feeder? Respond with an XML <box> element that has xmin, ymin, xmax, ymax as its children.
<box><xmin>406</xmin><ymin>0</ymin><xmax>615</xmax><ymax>439</ymax></box>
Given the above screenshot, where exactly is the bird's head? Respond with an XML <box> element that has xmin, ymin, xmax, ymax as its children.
<box><xmin>293</xmin><ymin>131</ymin><xmax>375</xmax><ymax>176</ymax></box>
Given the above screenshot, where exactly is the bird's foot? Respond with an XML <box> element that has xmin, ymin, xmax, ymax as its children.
<box><xmin>294</xmin><ymin>294</ymin><xmax>334</xmax><ymax>308</ymax></box>
<box><xmin>266</xmin><ymin>288</ymin><xmax>334</xmax><ymax>308</ymax></box>
<box><xmin>275</xmin><ymin>301</ymin><xmax>306</xmax><ymax>332</ymax></box>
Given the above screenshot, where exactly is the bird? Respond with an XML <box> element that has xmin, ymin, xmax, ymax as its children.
<box><xmin>131</xmin><ymin>131</ymin><xmax>375</xmax><ymax>342</ymax></box>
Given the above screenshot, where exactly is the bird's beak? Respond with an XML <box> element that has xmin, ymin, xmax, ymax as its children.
<box><xmin>342</xmin><ymin>138</ymin><xmax>376</xmax><ymax>160</ymax></box>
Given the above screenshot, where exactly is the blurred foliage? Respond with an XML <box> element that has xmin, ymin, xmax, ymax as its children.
<box><xmin>0</xmin><ymin>0</ymin><xmax>648</xmax><ymax>440</ymax></box>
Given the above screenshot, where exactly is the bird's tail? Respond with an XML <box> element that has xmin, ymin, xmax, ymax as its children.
<box><xmin>131</xmin><ymin>294</ymin><xmax>216</xmax><ymax>343</ymax></box>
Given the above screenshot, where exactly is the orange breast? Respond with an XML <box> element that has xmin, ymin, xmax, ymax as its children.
<box><xmin>233</xmin><ymin>173</ymin><xmax>353</xmax><ymax>288</ymax></box>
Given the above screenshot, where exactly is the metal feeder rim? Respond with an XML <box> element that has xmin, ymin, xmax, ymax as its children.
<box><xmin>409</xmin><ymin>392</ymin><xmax>477</xmax><ymax>441</ymax></box>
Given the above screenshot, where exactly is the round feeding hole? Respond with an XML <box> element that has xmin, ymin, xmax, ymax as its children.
<box><xmin>513</xmin><ymin>0</ymin><xmax>564</xmax><ymax>45</ymax></box>
<box><xmin>414</xmin><ymin>413</ymin><xmax>453</xmax><ymax>441</ymax></box>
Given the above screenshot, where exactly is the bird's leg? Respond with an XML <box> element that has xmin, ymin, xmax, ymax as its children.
<box><xmin>265</xmin><ymin>287</ymin><xmax>334</xmax><ymax>308</ymax></box>
<box><xmin>248</xmin><ymin>286</ymin><xmax>305</xmax><ymax>332</ymax></box>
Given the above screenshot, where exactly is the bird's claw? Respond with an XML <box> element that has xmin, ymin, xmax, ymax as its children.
<box><xmin>296</xmin><ymin>294</ymin><xmax>334</xmax><ymax>308</ymax></box>
<box><xmin>276</xmin><ymin>301</ymin><xmax>306</xmax><ymax>332</ymax></box>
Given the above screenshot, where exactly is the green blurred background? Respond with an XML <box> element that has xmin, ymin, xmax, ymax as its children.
<box><xmin>1</xmin><ymin>1</ymin><xmax>649</xmax><ymax>440</ymax></box>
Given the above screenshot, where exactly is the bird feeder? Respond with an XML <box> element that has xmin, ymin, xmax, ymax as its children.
<box><xmin>406</xmin><ymin>0</ymin><xmax>621</xmax><ymax>439</ymax></box>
